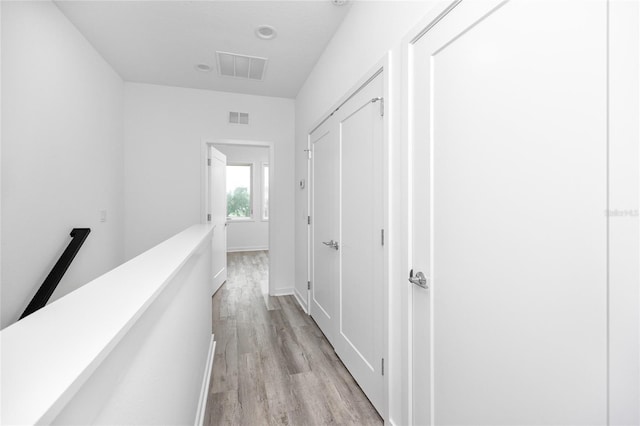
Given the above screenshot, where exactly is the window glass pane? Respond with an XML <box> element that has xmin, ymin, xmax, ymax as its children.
<box><xmin>226</xmin><ymin>165</ymin><xmax>251</xmax><ymax>219</ymax></box>
<box><xmin>263</xmin><ymin>164</ymin><xmax>269</xmax><ymax>220</ymax></box>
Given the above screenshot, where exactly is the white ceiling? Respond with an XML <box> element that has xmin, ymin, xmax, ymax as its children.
<box><xmin>55</xmin><ymin>1</ymin><xmax>352</xmax><ymax>98</ymax></box>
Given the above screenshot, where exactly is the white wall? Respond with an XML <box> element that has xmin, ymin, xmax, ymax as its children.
<box><xmin>124</xmin><ymin>83</ymin><xmax>295</xmax><ymax>293</ymax></box>
<box><xmin>1</xmin><ymin>1</ymin><xmax>124</xmax><ymax>329</ymax></box>
<box><xmin>294</xmin><ymin>2</ymin><xmax>435</xmax><ymax>423</ymax></box>
<box><xmin>51</xmin><ymin>227</ymin><xmax>213</xmax><ymax>426</ymax></box>
<box><xmin>215</xmin><ymin>144</ymin><xmax>269</xmax><ymax>252</ymax></box>
<box><xmin>1</xmin><ymin>225</ymin><xmax>213</xmax><ymax>424</ymax></box>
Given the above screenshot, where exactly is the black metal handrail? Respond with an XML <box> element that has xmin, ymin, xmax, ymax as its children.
<box><xmin>20</xmin><ymin>228</ymin><xmax>91</xmax><ymax>320</ymax></box>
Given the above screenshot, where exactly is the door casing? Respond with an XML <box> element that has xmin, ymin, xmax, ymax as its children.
<box><xmin>201</xmin><ymin>138</ymin><xmax>276</xmax><ymax>295</ymax></box>
<box><xmin>305</xmin><ymin>57</ymin><xmax>391</xmax><ymax>420</ymax></box>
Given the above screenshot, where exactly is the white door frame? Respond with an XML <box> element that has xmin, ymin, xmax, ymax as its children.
<box><xmin>201</xmin><ymin>138</ymin><xmax>276</xmax><ymax>295</ymax></box>
<box><xmin>305</xmin><ymin>55</ymin><xmax>391</xmax><ymax>419</ymax></box>
<box><xmin>402</xmin><ymin>4</ymin><xmax>463</xmax><ymax>423</ymax></box>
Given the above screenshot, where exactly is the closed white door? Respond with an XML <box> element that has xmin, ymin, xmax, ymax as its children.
<box><xmin>335</xmin><ymin>73</ymin><xmax>385</xmax><ymax>413</ymax></box>
<box><xmin>310</xmin><ymin>72</ymin><xmax>386</xmax><ymax>415</ymax></box>
<box><xmin>310</xmin><ymin>121</ymin><xmax>339</xmax><ymax>345</ymax></box>
<box><xmin>209</xmin><ymin>146</ymin><xmax>227</xmax><ymax>294</ymax></box>
<box><xmin>409</xmin><ymin>1</ymin><xmax>607</xmax><ymax>424</ymax></box>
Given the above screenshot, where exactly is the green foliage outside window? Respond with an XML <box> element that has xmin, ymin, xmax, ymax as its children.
<box><xmin>227</xmin><ymin>187</ymin><xmax>250</xmax><ymax>218</ymax></box>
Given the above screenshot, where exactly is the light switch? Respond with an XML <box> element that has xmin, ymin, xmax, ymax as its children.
<box><xmin>100</xmin><ymin>210</ymin><xmax>107</xmax><ymax>222</ymax></box>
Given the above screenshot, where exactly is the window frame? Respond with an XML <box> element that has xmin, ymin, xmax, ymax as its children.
<box><xmin>225</xmin><ymin>162</ymin><xmax>254</xmax><ymax>221</ymax></box>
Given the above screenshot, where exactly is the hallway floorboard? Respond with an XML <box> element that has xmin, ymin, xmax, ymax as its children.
<box><xmin>206</xmin><ymin>251</ymin><xmax>382</xmax><ymax>426</ymax></box>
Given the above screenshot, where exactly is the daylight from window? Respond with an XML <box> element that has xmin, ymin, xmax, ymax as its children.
<box><xmin>226</xmin><ymin>164</ymin><xmax>251</xmax><ymax>219</ymax></box>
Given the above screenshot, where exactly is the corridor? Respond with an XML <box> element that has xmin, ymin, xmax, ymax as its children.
<box><xmin>206</xmin><ymin>251</ymin><xmax>382</xmax><ymax>425</ymax></box>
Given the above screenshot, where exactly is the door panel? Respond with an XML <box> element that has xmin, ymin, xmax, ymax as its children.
<box><xmin>410</xmin><ymin>1</ymin><xmax>607</xmax><ymax>424</ymax></box>
<box><xmin>310</xmin><ymin>124</ymin><xmax>339</xmax><ymax>344</ymax></box>
<box><xmin>336</xmin><ymin>73</ymin><xmax>384</xmax><ymax>413</ymax></box>
<box><xmin>310</xmin><ymin>72</ymin><xmax>386</xmax><ymax>415</ymax></box>
<box><xmin>209</xmin><ymin>146</ymin><xmax>227</xmax><ymax>294</ymax></box>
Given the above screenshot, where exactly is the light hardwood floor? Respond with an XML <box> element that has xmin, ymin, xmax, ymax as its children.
<box><xmin>205</xmin><ymin>251</ymin><xmax>383</xmax><ymax>426</ymax></box>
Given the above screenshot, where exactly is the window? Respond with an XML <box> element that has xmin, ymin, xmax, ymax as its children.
<box><xmin>226</xmin><ymin>164</ymin><xmax>252</xmax><ymax>219</ymax></box>
<box><xmin>262</xmin><ymin>164</ymin><xmax>269</xmax><ymax>220</ymax></box>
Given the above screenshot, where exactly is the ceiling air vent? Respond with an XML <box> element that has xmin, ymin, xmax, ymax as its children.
<box><xmin>229</xmin><ymin>112</ymin><xmax>249</xmax><ymax>125</ymax></box>
<box><xmin>216</xmin><ymin>51</ymin><xmax>268</xmax><ymax>81</ymax></box>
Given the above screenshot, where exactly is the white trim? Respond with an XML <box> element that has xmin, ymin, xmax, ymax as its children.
<box><xmin>213</xmin><ymin>268</ymin><xmax>225</xmax><ymax>279</ymax></box>
<box><xmin>226</xmin><ymin>246</ymin><xmax>269</xmax><ymax>253</ymax></box>
<box><xmin>306</xmin><ymin>55</ymin><xmax>391</xmax><ymax>421</ymax></box>
<box><xmin>307</xmin><ymin>65</ymin><xmax>385</xmax><ymax>135</ymax></box>
<box><xmin>261</xmin><ymin>161</ymin><xmax>270</xmax><ymax>221</ymax></box>
<box><xmin>271</xmin><ymin>288</ymin><xmax>294</xmax><ymax>297</ymax></box>
<box><xmin>194</xmin><ymin>336</ymin><xmax>215</xmax><ymax>426</ymax></box>
<box><xmin>201</xmin><ymin>138</ymin><xmax>275</xmax><ymax>295</ymax></box>
<box><xmin>212</xmin><ymin>267</ymin><xmax>226</xmax><ymax>295</ymax></box>
<box><xmin>401</xmin><ymin>3</ymin><xmax>463</xmax><ymax>424</ymax></box>
<box><xmin>294</xmin><ymin>287</ymin><xmax>309</xmax><ymax>314</ymax></box>
<box><xmin>380</xmin><ymin>52</ymin><xmax>391</xmax><ymax>424</ymax></box>
<box><xmin>306</xmin><ymin>134</ymin><xmax>312</xmax><ymax>314</ymax></box>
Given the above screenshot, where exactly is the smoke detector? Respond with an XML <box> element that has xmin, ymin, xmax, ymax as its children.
<box><xmin>255</xmin><ymin>25</ymin><xmax>277</xmax><ymax>40</ymax></box>
<box><xmin>194</xmin><ymin>63</ymin><xmax>212</xmax><ymax>72</ymax></box>
<box><xmin>216</xmin><ymin>51</ymin><xmax>268</xmax><ymax>81</ymax></box>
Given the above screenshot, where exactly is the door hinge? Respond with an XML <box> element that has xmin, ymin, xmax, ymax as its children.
<box><xmin>381</xmin><ymin>358</ymin><xmax>385</xmax><ymax>375</ymax></box>
<box><xmin>207</xmin><ymin>213</ymin><xmax>211</xmax><ymax>222</ymax></box>
<box><xmin>304</xmin><ymin>149</ymin><xmax>312</xmax><ymax>160</ymax></box>
<box><xmin>372</xmin><ymin>97</ymin><xmax>384</xmax><ymax>117</ymax></box>
<box><xmin>381</xmin><ymin>229</ymin><xmax>385</xmax><ymax>246</ymax></box>
<box><xmin>307</xmin><ymin>281</ymin><xmax>311</xmax><ymax>290</ymax></box>
<box><xmin>307</xmin><ymin>216</ymin><xmax>311</xmax><ymax>225</ymax></box>
<box><xmin>207</xmin><ymin>158</ymin><xmax>211</xmax><ymax>166</ymax></box>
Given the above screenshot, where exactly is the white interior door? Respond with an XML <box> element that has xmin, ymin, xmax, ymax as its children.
<box><xmin>310</xmin><ymin>121</ymin><xmax>339</xmax><ymax>345</ymax></box>
<box><xmin>409</xmin><ymin>1</ymin><xmax>608</xmax><ymax>424</ymax></box>
<box><xmin>310</xmin><ymin>71</ymin><xmax>386</xmax><ymax>415</ymax></box>
<box><xmin>334</xmin><ymin>73</ymin><xmax>385</xmax><ymax>414</ymax></box>
<box><xmin>209</xmin><ymin>146</ymin><xmax>227</xmax><ymax>294</ymax></box>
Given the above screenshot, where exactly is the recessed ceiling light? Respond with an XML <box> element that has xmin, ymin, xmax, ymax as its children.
<box><xmin>195</xmin><ymin>64</ymin><xmax>212</xmax><ymax>72</ymax></box>
<box><xmin>255</xmin><ymin>25</ymin><xmax>277</xmax><ymax>40</ymax></box>
<box><xmin>332</xmin><ymin>0</ymin><xmax>348</xmax><ymax>5</ymax></box>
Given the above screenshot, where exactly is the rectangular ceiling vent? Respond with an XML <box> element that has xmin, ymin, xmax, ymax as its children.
<box><xmin>229</xmin><ymin>112</ymin><xmax>249</xmax><ymax>125</ymax></box>
<box><xmin>216</xmin><ymin>51</ymin><xmax>268</xmax><ymax>81</ymax></box>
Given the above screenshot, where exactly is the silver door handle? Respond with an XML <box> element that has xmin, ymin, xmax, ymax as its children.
<box><xmin>322</xmin><ymin>240</ymin><xmax>339</xmax><ymax>250</ymax></box>
<box><xmin>409</xmin><ymin>269</ymin><xmax>428</xmax><ymax>289</ymax></box>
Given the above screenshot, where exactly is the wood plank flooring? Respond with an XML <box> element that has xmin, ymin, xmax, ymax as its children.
<box><xmin>205</xmin><ymin>251</ymin><xmax>383</xmax><ymax>426</ymax></box>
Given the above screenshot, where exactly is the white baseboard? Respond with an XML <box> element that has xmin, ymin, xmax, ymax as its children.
<box><xmin>194</xmin><ymin>335</ymin><xmax>215</xmax><ymax>426</ymax></box>
<box><xmin>212</xmin><ymin>268</ymin><xmax>226</xmax><ymax>295</ymax></box>
<box><xmin>226</xmin><ymin>246</ymin><xmax>268</xmax><ymax>253</ymax></box>
<box><xmin>271</xmin><ymin>287</ymin><xmax>294</xmax><ymax>297</ymax></box>
<box><xmin>294</xmin><ymin>288</ymin><xmax>308</xmax><ymax>314</ymax></box>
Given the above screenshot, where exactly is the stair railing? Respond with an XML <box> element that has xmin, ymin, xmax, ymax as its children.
<box><xmin>20</xmin><ymin>228</ymin><xmax>91</xmax><ymax>319</ymax></box>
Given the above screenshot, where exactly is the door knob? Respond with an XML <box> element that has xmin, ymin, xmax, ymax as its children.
<box><xmin>409</xmin><ymin>269</ymin><xmax>428</xmax><ymax>289</ymax></box>
<box><xmin>322</xmin><ymin>240</ymin><xmax>339</xmax><ymax>250</ymax></box>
